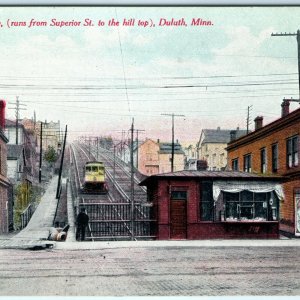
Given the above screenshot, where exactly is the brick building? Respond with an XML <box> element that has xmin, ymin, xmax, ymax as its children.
<box><xmin>140</xmin><ymin>170</ymin><xmax>282</xmax><ymax>240</ymax></box>
<box><xmin>227</xmin><ymin>99</ymin><xmax>300</xmax><ymax>236</ymax></box>
<box><xmin>0</xmin><ymin>100</ymin><xmax>11</xmax><ymax>233</ymax></box>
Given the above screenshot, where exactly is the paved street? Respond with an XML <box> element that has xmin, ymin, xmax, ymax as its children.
<box><xmin>0</xmin><ymin>244</ymin><xmax>300</xmax><ymax>296</ymax></box>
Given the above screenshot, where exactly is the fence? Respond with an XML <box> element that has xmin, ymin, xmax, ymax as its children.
<box><xmin>20</xmin><ymin>203</ymin><xmax>34</xmax><ymax>229</ymax></box>
<box><xmin>79</xmin><ymin>202</ymin><xmax>156</xmax><ymax>240</ymax></box>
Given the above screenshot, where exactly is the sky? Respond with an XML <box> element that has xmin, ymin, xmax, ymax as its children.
<box><xmin>0</xmin><ymin>6</ymin><xmax>300</xmax><ymax>143</ymax></box>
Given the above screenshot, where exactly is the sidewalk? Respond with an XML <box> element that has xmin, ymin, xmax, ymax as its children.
<box><xmin>0</xmin><ymin>176</ymin><xmax>59</xmax><ymax>250</ymax></box>
<box><xmin>55</xmin><ymin>236</ymin><xmax>300</xmax><ymax>250</ymax></box>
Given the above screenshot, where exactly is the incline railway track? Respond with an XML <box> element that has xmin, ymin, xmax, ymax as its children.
<box><xmin>89</xmin><ymin>144</ymin><xmax>147</xmax><ymax>203</ymax></box>
<box><xmin>69</xmin><ymin>142</ymin><xmax>155</xmax><ymax>241</ymax></box>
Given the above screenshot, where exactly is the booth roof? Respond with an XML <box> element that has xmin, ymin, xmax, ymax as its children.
<box><xmin>139</xmin><ymin>170</ymin><xmax>283</xmax><ymax>186</ymax></box>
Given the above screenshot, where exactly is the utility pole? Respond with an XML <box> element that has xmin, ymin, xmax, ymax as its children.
<box><xmin>271</xmin><ymin>30</ymin><xmax>300</xmax><ymax>99</ymax></box>
<box><xmin>39</xmin><ymin>122</ymin><xmax>43</xmax><ymax>183</ymax></box>
<box><xmin>135</xmin><ymin>129</ymin><xmax>145</xmax><ymax>170</ymax></box>
<box><xmin>161</xmin><ymin>113</ymin><xmax>185</xmax><ymax>172</ymax></box>
<box><xmin>130</xmin><ymin>118</ymin><xmax>135</xmax><ymax>241</ymax></box>
<box><xmin>121</xmin><ymin>130</ymin><xmax>125</xmax><ymax>162</ymax></box>
<box><xmin>33</xmin><ymin>111</ymin><xmax>36</xmax><ymax>131</ymax></box>
<box><xmin>246</xmin><ymin>105</ymin><xmax>253</xmax><ymax>134</ymax></box>
<box><xmin>56</xmin><ymin>125</ymin><xmax>67</xmax><ymax>199</ymax></box>
<box><xmin>8</xmin><ymin>96</ymin><xmax>27</xmax><ymax>145</ymax></box>
<box><xmin>96</xmin><ymin>137</ymin><xmax>99</xmax><ymax>160</ymax></box>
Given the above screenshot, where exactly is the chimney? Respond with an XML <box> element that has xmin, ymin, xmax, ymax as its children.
<box><xmin>254</xmin><ymin>116</ymin><xmax>263</xmax><ymax>130</ymax></box>
<box><xmin>197</xmin><ymin>159</ymin><xmax>208</xmax><ymax>171</ymax></box>
<box><xmin>281</xmin><ymin>99</ymin><xmax>290</xmax><ymax>117</ymax></box>
<box><xmin>0</xmin><ymin>100</ymin><xmax>6</xmax><ymax>130</ymax></box>
<box><xmin>230</xmin><ymin>130</ymin><xmax>236</xmax><ymax>142</ymax></box>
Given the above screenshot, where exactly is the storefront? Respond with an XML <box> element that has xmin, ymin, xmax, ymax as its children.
<box><xmin>140</xmin><ymin>171</ymin><xmax>283</xmax><ymax>239</ymax></box>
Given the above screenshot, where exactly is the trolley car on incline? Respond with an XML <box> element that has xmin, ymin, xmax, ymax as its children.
<box><xmin>81</xmin><ymin>161</ymin><xmax>108</xmax><ymax>194</ymax></box>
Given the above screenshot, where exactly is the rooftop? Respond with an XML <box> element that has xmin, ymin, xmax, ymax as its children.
<box><xmin>201</xmin><ymin>128</ymin><xmax>248</xmax><ymax>144</ymax></box>
<box><xmin>140</xmin><ymin>170</ymin><xmax>282</xmax><ymax>185</ymax></box>
<box><xmin>158</xmin><ymin>142</ymin><xmax>185</xmax><ymax>154</ymax></box>
<box><xmin>227</xmin><ymin>105</ymin><xmax>300</xmax><ymax>150</ymax></box>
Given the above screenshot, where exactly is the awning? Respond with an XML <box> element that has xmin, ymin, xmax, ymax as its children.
<box><xmin>213</xmin><ymin>180</ymin><xmax>284</xmax><ymax>201</ymax></box>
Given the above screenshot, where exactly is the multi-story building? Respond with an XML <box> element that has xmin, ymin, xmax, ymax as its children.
<box><xmin>227</xmin><ymin>99</ymin><xmax>300</xmax><ymax>236</ymax></box>
<box><xmin>183</xmin><ymin>143</ymin><xmax>198</xmax><ymax>170</ymax></box>
<box><xmin>5</xmin><ymin>119</ymin><xmax>26</xmax><ymax>145</ymax></box>
<box><xmin>35</xmin><ymin>120</ymin><xmax>62</xmax><ymax>153</ymax></box>
<box><xmin>197</xmin><ymin>127</ymin><xmax>247</xmax><ymax>171</ymax></box>
<box><xmin>0</xmin><ymin>100</ymin><xmax>12</xmax><ymax>233</ymax></box>
<box><xmin>5</xmin><ymin>120</ymin><xmax>37</xmax><ymax>183</ymax></box>
<box><xmin>133</xmin><ymin>138</ymin><xmax>186</xmax><ymax>176</ymax></box>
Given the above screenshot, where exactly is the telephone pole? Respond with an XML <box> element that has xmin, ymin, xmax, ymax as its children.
<box><xmin>56</xmin><ymin>125</ymin><xmax>67</xmax><ymax>199</ymax></box>
<box><xmin>130</xmin><ymin>118</ymin><xmax>135</xmax><ymax>241</ymax></box>
<box><xmin>246</xmin><ymin>105</ymin><xmax>253</xmax><ymax>134</ymax></box>
<box><xmin>271</xmin><ymin>30</ymin><xmax>300</xmax><ymax>99</ymax></box>
<box><xmin>8</xmin><ymin>96</ymin><xmax>27</xmax><ymax>145</ymax></box>
<box><xmin>135</xmin><ymin>129</ymin><xmax>145</xmax><ymax>169</ymax></box>
<box><xmin>161</xmin><ymin>113</ymin><xmax>185</xmax><ymax>172</ymax></box>
<box><xmin>39</xmin><ymin>122</ymin><xmax>43</xmax><ymax>183</ymax></box>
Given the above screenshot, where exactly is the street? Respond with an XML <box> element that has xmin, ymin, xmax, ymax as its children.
<box><xmin>0</xmin><ymin>244</ymin><xmax>299</xmax><ymax>296</ymax></box>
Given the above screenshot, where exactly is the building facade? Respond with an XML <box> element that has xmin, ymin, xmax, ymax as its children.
<box><xmin>0</xmin><ymin>101</ymin><xmax>11</xmax><ymax>233</ymax></box>
<box><xmin>197</xmin><ymin>128</ymin><xmax>247</xmax><ymax>171</ymax></box>
<box><xmin>140</xmin><ymin>170</ymin><xmax>282</xmax><ymax>240</ymax></box>
<box><xmin>5</xmin><ymin>120</ymin><xmax>37</xmax><ymax>183</ymax></box>
<box><xmin>5</xmin><ymin>119</ymin><xmax>25</xmax><ymax>145</ymax></box>
<box><xmin>227</xmin><ymin>99</ymin><xmax>300</xmax><ymax>236</ymax></box>
<box><xmin>134</xmin><ymin>138</ymin><xmax>185</xmax><ymax>176</ymax></box>
<box><xmin>35</xmin><ymin>120</ymin><xmax>62</xmax><ymax>153</ymax></box>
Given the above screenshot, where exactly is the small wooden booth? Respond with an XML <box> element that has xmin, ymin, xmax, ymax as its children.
<box><xmin>140</xmin><ymin>170</ymin><xmax>283</xmax><ymax>239</ymax></box>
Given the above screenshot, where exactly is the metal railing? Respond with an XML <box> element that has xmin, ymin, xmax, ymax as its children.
<box><xmin>20</xmin><ymin>203</ymin><xmax>34</xmax><ymax>229</ymax></box>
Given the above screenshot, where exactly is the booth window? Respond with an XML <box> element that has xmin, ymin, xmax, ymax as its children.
<box><xmin>223</xmin><ymin>191</ymin><xmax>278</xmax><ymax>221</ymax></box>
<box><xmin>171</xmin><ymin>191</ymin><xmax>187</xmax><ymax>200</ymax></box>
<box><xmin>200</xmin><ymin>181</ymin><xmax>214</xmax><ymax>221</ymax></box>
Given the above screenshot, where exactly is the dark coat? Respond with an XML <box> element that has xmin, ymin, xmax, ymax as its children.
<box><xmin>76</xmin><ymin>212</ymin><xmax>89</xmax><ymax>226</ymax></box>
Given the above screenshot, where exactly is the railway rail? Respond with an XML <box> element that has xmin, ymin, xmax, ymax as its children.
<box><xmin>69</xmin><ymin>142</ymin><xmax>155</xmax><ymax>241</ymax></box>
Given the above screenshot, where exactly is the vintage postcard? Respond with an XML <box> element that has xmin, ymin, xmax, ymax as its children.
<box><xmin>0</xmin><ymin>5</ymin><xmax>300</xmax><ymax>298</ymax></box>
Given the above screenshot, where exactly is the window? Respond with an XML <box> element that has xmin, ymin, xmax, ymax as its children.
<box><xmin>243</xmin><ymin>154</ymin><xmax>252</xmax><ymax>172</ymax></box>
<box><xmin>220</xmin><ymin>153</ymin><xmax>224</xmax><ymax>165</ymax></box>
<box><xmin>287</xmin><ymin>136</ymin><xmax>299</xmax><ymax>168</ymax></box>
<box><xmin>200</xmin><ymin>181</ymin><xmax>214</xmax><ymax>221</ymax></box>
<box><xmin>295</xmin><ymin>189</ymin><xmax>300</xmax><ymax>235</ymax></box>
<box><xmin>212</xmin><ymin>154</ymin><xmax>216</xmax><ymax>166</ymax></box>
<box><xmin>260</xmin><ymin>148</ymin><xmax>266</xmax><ymax>173</ymax></box>
<box><xmin>232</xmin><ymin>158</ymin><xmax>239</xmax><ymax>171</ymax></box>
<box><xmin>224</xmin><ymin>191</ymin><xmax>278</xmax><ymax>221</ymax></box>
<box><xmin>171</xmin><ymin>191</ymin><xmax>187</xmax><ymax>200</ymax></box>
<box><xmin>272</xmin><ymin>143</ymin><xmax>278</xmax><ymax>172</ymax></box>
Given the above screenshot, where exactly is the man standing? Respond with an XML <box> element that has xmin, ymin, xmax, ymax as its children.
<box><xmin>76</xmin><ymin>208</ymin><xmax>89</xmax><ymax>241</ymax></box>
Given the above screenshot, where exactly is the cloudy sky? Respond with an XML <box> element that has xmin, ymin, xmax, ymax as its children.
<box><xmin>0</xmin><ymin>6</ymin><xmax>300</xmax><ymax>143</ymax></box>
